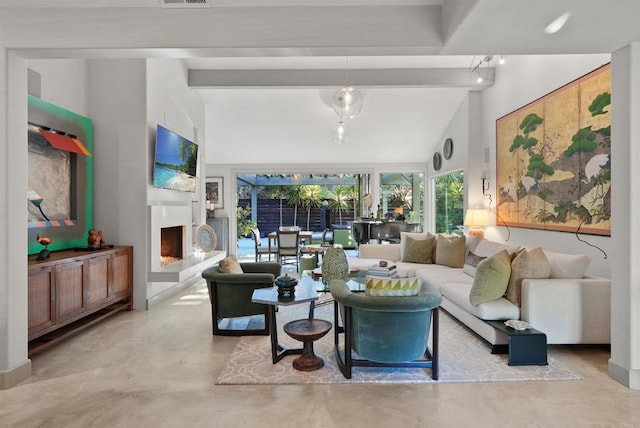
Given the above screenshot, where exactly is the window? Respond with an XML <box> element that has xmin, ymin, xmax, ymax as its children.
<box><xmin>379</xmin><ymin>172</ymin><xmax>424</xmax><ymax>227</ymax></box>
<box><xmin>433</xmin><ymin>171</ymin><xmax>464</xmax><ymax>234</ymax></box>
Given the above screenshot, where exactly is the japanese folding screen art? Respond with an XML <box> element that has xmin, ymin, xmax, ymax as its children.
<box><xmin>496</xmin><ymin>63</ymin><xmax>611</xmax><ymax>236</ymax></box>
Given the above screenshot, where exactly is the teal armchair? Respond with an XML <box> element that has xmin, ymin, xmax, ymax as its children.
<box><xmin>202</xmin><ymin>262</ymin><xmax>281</xmax><ymax>336</ymax></box>
<box><xmin>330</xmin><ymin>279</ymin><xmax>442</xmax><ymax>379</ymax></box>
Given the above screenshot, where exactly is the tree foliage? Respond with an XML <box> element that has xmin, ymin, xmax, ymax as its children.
<box><xmin>434</xmin><ymin>172</ymin><xmax>464</xmax><ymax>234</ymax></box>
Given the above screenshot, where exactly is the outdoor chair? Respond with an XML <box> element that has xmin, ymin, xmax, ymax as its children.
<box><xmin>252</xmin><ymin>227</ymin><xmax>275</xmax><ymax>262</ymax></box>
<box><xmin>330</xmin><ymin>278</ymin><xmax>442</xmax><ymax>379</ymax></box>
<box><xmin>201</xmin><ymin>262</ymin><xmax>281</xmax><ymax>336</ymax></box>
<box><xmin>277</xmin><ymin>229</ymin><xmax>300</xmax><ymax>271</ymax></box>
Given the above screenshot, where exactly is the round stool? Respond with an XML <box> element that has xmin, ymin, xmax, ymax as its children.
<box><xmin>283</xmin><ymin>319</ymin><xmax>332</xmax><ymax>371</ymax></box>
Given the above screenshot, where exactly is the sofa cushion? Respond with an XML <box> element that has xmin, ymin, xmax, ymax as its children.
<box><xmin>440</xmin><ymin>282</ymin><xmax>520</xmax><ymax>320</ymax></box>
<box><xmin>364</xmin><ymin>276</ymin><xmax>422</xmax><ymax>296</ymax></box>
<box><xmin>469</xmin><ymin>250</ymin><xmax>512</xmax><ymax>306</ymax></box>
<box><xmin>435</xmin><ymin>234</ymin><xmax>466</xmax><ymax>268</ymax></box>
<box><xmin>462</xmin><ymin>251</ymin><xmax>487</xmax><ymax>278</ymax></box>
<box><xmin>401</xmin><ymin>235</ymin><xmax>435</xmax><ymax>264</ymax></box>
<box><xmin>473</xmin><ymin>239</ymin><xmax>520</xmax><ymax>258</ymax></box>
<box><xmin>415</xmin><ymin>264</ymin><xmax>474</xmax><ymax>288</ymax></box>
<box><xmin>400</xmin><ymin>232</ymin><xmax>435</xmax><ymax>260</ymax></box>
<box><xmin>507</xmin><ymin>247</ymin><xmax>551</xmax><ymax>306</ymax></box>
<box><xmin>219</xmin><ymin>255</ymin><xmax>244</xmax><ymax>274</ymax></box>
<box><xmin>542</xmin><ymin>249</ymin><xmax>591</xmax><ymax>279</ymax></box>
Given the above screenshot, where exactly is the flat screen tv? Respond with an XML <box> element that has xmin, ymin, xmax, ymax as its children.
<box><xmin>153</xmin><ymin>125</ymin><xmax>198</xmax><ymax>193</ymax></box>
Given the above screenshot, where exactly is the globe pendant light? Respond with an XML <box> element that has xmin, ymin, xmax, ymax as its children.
<box><xmin>332</xmin><ymin>119</ymin><xmax>350</xmax><ymax>145</ymax></box>
<box><xmin>332</xmin><ymin>86</ymin><xmax>363</xmax><ymax>120</ymax></box>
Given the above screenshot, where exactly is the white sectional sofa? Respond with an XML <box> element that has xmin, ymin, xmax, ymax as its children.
<box><xmin>348</xmin><ymin>236</ymin><xmax>611</xmax><ymax>348</ymax></box>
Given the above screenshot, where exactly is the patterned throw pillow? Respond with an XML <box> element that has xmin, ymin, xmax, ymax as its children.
<box><xmin>365</xmin><ymin>276</ymin><xmax>422</xmax><ymax>297</ymax></box>
<box><xmin>401</xmin><ymin>235</ymin><xmax>436</xmax><ymax>264</ymax></box>
<box><xmin>469</xmin><ymin>250</ymin><xmax>511</xmax><ymax>306</ymax></box>
<box><xmin>219</xmin><ymin>255</ymin><xmax>244</xmax><ymax>274</ymax></box>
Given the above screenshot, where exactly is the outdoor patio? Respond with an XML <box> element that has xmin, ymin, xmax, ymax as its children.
<box><xmin>235</xmin><ymin>236</ymin><xmax>358</xmax><ymax>265</ymax></box>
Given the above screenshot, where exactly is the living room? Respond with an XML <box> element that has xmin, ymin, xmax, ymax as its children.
<box><xmin>1</xmin><ymin>1</ymin><xmax>640</xmax><ymax>423</ymax></box>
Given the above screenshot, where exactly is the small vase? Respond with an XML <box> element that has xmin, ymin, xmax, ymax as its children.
<box><xmin>322</xmin><ymin>246</ymin><xmax>349</xmax><ymax>285</ymax></box>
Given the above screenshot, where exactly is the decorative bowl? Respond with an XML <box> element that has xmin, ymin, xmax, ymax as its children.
<box><xmin>275</xmin><ymin>274</ymin><xmax>298</xmax><ymax>298</ymax></box>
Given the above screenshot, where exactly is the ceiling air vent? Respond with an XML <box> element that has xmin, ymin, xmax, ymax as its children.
<box><xmin>160</xmin><ymin>0</ymin><xmax>212</xmax><ymax>8</ymax></box>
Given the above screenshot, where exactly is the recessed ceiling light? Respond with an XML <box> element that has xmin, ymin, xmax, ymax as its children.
<box><xmin>544</xmin><ymin>12</ymin><xmax>571</xmax><ymax>34</ymax></box>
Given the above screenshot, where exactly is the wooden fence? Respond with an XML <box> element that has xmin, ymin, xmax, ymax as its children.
<box><xmin>238</xmin><ymin>198</ymin><xmax>356</xmax><ymax>237</ymax></box>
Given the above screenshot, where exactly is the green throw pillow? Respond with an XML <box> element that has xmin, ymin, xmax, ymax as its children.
<box><xmin>435</xmin><ymin>234</ymin><xmax>466</xmax><ymax>268</ymax></box>
<box><xmin>469</xmin><ymin>250</ymin><xmax>511</xmax><ymax>306</ymax></box>
<box><xmin>365</xmin><ymin>276</ymin><xmax>422</xmax><ymax>297</ymax></box>
<box><xmin>401</xmin><ymin>235</ymin><xmax>435</xmax><ymax>264</ymax></box>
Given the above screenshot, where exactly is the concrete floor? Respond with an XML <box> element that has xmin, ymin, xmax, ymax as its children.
<box><xmin>2</xmin><ymin>281</ymin><xmax>639</xmax><ymax>428</ymax></box>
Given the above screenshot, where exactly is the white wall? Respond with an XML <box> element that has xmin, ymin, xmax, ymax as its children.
<box><xmin>424</xmin><ymin>91</ymin><xmax>483</xmax><ymax>234</ymax></box>
<box><xmin>146</xmin><ymin>59</ymin><xmax>206</xmax><ymax>303</ymax></box>
<box><xmin>205</xmin><ymin>87</ymin><xmax>469</xmax><ymax>165</ymax></box>
<box><xmin>0</xmin><ymin>50</ymin><xmax>31</xmax><ymax>388</ymax></box>
<box><xmin>481</xmin><ymin>54</ymin><xmax>612</xmax><ymax>278</ymax></box>
<box><xmin>87</xmin><ymin>59</ymin><xmax>149</xmax><ymax>310</ymax></box>
<box><xmin>27</xmin><ymin>59</ymin><xmax>87</xmax><ymax>115</ymax></box>
<box><xmin>609</xmin><ymin>43</ymin><xmax>640</xmax><ymax>389</ymax></box>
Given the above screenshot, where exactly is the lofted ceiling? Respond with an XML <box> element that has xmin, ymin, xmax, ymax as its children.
<box><xmin>2</xmin><ymin>0</ymin><xmax>638</xmax><ymax>155</ymax></box>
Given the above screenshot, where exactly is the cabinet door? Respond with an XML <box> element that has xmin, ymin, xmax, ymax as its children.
<box><xmin>87</xmin><ymin>254</ymin><xmax>110</xmax><ymax>307</ymax></box>
<box><xmin>111</xmin><ymin>249</ymin><xmax>131</xmax><ymax>299</ymax></box>
<box><xmin>28</xmin><ymin>265</ymin><xmax>55</xmax><ymax>339</ymax></box>
<box><xmin>56</xmin><ymin>260</ymin><xmax>86</xmax><ymax>321</ymax></box>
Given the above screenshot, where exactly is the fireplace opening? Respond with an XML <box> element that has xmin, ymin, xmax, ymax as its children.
<box><xmin>160</xmin><ymin>226</ymin><xmax>184</xmax><ymax>266</ymax></box>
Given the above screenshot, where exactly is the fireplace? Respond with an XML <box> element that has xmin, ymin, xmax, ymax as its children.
<box><xmin>160</xmin><ymin>226</ymin><xmax>184</xmax><ymax>266</ymax></box>
<box><xmin>149</xmin><ymin>205</ymin><xmax>193</xmax><ymax>273</ymax></box>
<box><xmin>149</xmin><ymin>205</ymin><xmax>224</xmax><ymax>285</ymax></box>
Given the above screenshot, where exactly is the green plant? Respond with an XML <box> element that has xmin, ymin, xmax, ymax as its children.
<box><xmin>301</xmin><ymin>185</ymin><xmax>325</xmax><ymax>230</ymax></box>
<box><xmin>326</xmin><ymin>185</ymin><xmax>353</xmax><ymax>224</ymax></box>
<box><xmin>237</xmin><ymin>204</ymin><xmax>256</xmax><ymax>238</ymax></box>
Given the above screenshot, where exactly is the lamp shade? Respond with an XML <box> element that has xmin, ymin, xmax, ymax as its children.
<box><xmin>464</xmin><ymin>209</ymin><xmax>490</xmax><ymax>227</ymax></box>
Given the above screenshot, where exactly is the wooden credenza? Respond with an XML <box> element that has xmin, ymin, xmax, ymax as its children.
<box><xmin>28</xmin><ymin>246</ymin><xmax>133</xmax><ymax>355</ymax></box>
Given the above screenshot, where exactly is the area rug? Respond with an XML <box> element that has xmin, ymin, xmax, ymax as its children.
<box><xmin>216</xmin><ymin>300</ymin><xmax>582</xmax><ymax>385</ymax></box>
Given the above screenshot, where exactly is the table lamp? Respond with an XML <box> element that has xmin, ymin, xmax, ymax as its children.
<box><xmin>464</xmin><ymin>208</ymin><xmax>490</xmax><ymax>238</ymax></box>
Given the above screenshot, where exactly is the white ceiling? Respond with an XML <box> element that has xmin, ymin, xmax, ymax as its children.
<box><xmin>2</xmin><ymin>0</ymin><xmax>638</xmax><ymax>154</ymax></box>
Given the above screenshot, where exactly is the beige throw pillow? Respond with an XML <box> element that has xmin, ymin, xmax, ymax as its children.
<box><xmin>219</xmin><ymin>255</ymin><xmax>244</xmax><ymax>274</ymax></box>
<box><xmin>506</xmin><ymin>247</ymin><xmax>551</xmax><ymax>306</ymax></box>
<box><xmin>469</xmin><ymin>250</ymin><xmax>511</xmax><ymax>306</ymax></box>
<box><xmin>435</xmin><ymin>234</ymin><xmax>466</xmax><ymax>268</ymax></box>
<box><xmin>542</xmin><ymin>249</ymin><xmax>591</xmax><ymax>279</ymax></box>
<box><xmin>401</xmin><ymin>235</ymin><xmax>436</xmax><ymax>264</ymax></box>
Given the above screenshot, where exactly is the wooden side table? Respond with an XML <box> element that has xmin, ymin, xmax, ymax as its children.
<box><xmin>283</xmin><ymin>319</ymin><xmax>332</xmax><ymax>371</ymax></box>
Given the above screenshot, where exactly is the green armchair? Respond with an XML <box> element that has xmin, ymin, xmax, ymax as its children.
<box><xmin>332</xmin><ymin>229</ymin><xmax>356</xmax><ymax>249</ymax></box>
<box><xmin>330</xmin><ymin>279</ymin><xmax>442</xmax><ymax>379</ymax></box>
<box><xmin>202</xmin><ymin>262</ymin><xmax>281</xmax><ymax>336</ymax></box>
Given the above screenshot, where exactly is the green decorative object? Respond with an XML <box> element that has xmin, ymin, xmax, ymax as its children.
<box><xmin>321</xmin><ymin>246</ymin><xmax>349</xmax><ymax>285</ymax></box>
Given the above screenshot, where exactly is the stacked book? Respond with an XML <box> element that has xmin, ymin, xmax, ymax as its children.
<box><xmin>368</xmin><ymin>263</ymin><xmax>398</xmax><ymax>277</ymax></box>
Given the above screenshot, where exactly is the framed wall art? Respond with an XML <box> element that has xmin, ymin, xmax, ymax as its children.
<box><xmin>206</xmin><ymin>176</ymin><xmax>224</xmax><ymax>209</ymax></box>
<box><xmin>496</xmin><ymin>63</ymin><xmax>611</xmax><ymax>236</ymax></box>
